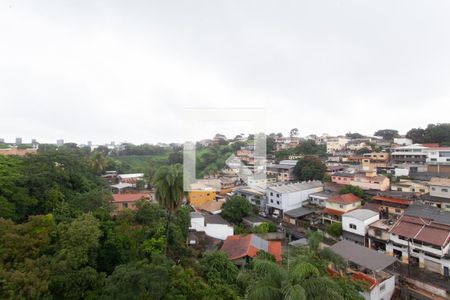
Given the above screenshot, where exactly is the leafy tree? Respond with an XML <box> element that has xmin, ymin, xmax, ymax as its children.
<box><xmin>325</xmin><ymin>222</ymin><xmax>342</xmax><ymax>238</ymax></box>
<box><xmin>101</xmin><ymin>258</ymin><xmax>170</xmax><ymax>299</ymax></box>
<box><xmin>345</xmin><ymin>132</ymin><xmax>364</xmax><ymax>139</ymax></box>
<box><xmin>0</xmin><ymin>215</ymin><xmax>55</xmax><ymax>299</ymax></box>
<box><xmin>290</xmin><ymin>128</ymin><xmax>299</xmax><ymax>138</ymax></box>
<box><xmin>252</xmin><ymin>222</ymin><xmax>278</xmax><ymax>234</ymax></box>
<box><xmin>152</xmin><ymin>164</ymin><xmax>184</xmax><ymax>255</ymax></box>
<box><xmin>406</xmin><ymin>123</ymin><xmax>450</xmax><ymax>145</ymax></box>
<box><xmin>221</xmin><ymin>196</ymin><xmax>252</xmax><ymax>223</ymax></box>
<box><xmin>90</xmin><ymin>152</ymin><xmax>107</xmax><ymax>174</ymax></box>
<box><xmin>200</xmin><ymin>252</ymin><xmax>239</xmax><ymax>287</ymax></box>
<box><xmin>373</xmin><ymin>129</ymin><xmax>399</xmax><ymax>141</ymax></box>
<box><xmin>339</xmin><ymin>185</ymin><xmax>364</xmax><ymax>197</ymax></box>
<box><xmin>293</xmin><ymin>156</ymin><xmax>326</xmax><ymax>181</ymax></box>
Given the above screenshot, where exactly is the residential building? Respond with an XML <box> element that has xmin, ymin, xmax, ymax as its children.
<box><xmin>422</xmin><ymin>177</ymin><xmax>450</xmax><ymax>211</ymax></box>
<box><xmin>326</xmin><ymin>137</ymin><xmax>349</xmax><ymax>154</ymax></box>
<box><xmin>233</xmin><ymin>185</ymin><xmax>267</xmax><ymax>212</ymax></box>
<box><xmin>351</xmin><ymin>174</ymin><xmax>390</xmax><ymax>191</ymax></box>
<box><xmin>368</xmin><ymin>218</ymin><xmax>396</xmax><ymax>252</ymax></box>
<box><xmin>189</xmin><ymin>212</ymin><xmax>233</xmax><ymax>240</ymax></box>
<box><xmin>56</xmin><ymin>139</ymin><xmax>64</xmax><ymax>146</ymax></box>
<box><xmin>369</xmin><ymin>195</ymin><xmax>413</xmax><ymax>217</ymax></box>
<box><xmin>112</xmin><ymin>192</ymin><xmax>150</xmax><ymax>213</ymax></box>
<box><xmin>393</xmin><ymin>137</ymin><xmax>413</xmax><ymax>146</ymax></box>
<box><xmin>422</xmin><ymin>146</ymin><xmax>450</xmax><ymax>174</ymax></box>
<box><xmin>342</xmin><ymin>209</ymin><xmax>380</xmax><ymax>246</ymax></box>
<box><xmin>187</xmin><ymin>183</ymin><xmax>216</xmax><ymax>207</ymax></box>
<box><xmin>266</xmin><ymin>164</ymin><xmax>295</xmax><ymax>182</ymax></box>
<box><xmin>274</xmin><ymin>137</ymin><xmax>300</xmax><ymax>151</ymax></box>
<box><xmin>386</xmin><ymin>205</ymin><xmax>450</xmax><ymax>276</ymax></box>
<box><xmin>329</xmin><ymin>240</ymin><xmax>397</xmax><ymax>300</ymax></box>
<box><xmin>220</xmin><ymin>234</ymin><xmax>282</xmax><ymax>265</ymax></box>
<box><xmin>283</xmin><ymin>207</ymin><xmax>316</xmax><ymax>227</ymax></box>
<box><xmin>390</xmin><ymin>179</ymin><xmax>429</xmax><ymax>194</ymax></box>
<box><xmin>117</xmin><ymin>173</ymin><xmax>145</xmax><ymax>184</ymax></box>
<box><xmin>266</xmin><ymin>181</ymin><xmax>323</xmax><ymax>216</ymax></box>
<box><xmin>322</xmin><ymin>193</ymin><xmax>362</xmax><ymax>223</ymax></box>
<box><xmin>309</xmin><ymin>191</ymin><xmax>339</xmax><ymax>207</ymax></box>
<box><xmin>331</xmin><ymin>172</ymin><xmax>354</xmax><ymax>185</ymax></box>
<box><xmin>390</xmin><ymin>144</ymin><xmax>428</xmax><ymax>173</ymax></box>
<box><xmin>429</xmin><ymin>177</ymin><xmax>450</xmax><ymax>199</ymax></box>
<box><xmin>15</xmin><ymin>137</ymin><xmax>22</xmax><ymax>145</ymax></box>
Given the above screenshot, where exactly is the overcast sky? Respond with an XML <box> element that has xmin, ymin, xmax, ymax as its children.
<box><xmin>1</xmin><ymin>1</ymin><xmax>449</xmax><ymax>144</ymax></box>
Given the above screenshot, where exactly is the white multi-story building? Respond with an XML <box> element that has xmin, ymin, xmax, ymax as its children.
<box><xmin>342</xmin><ymin>209</ymin><xmax>380</xmax><ymax>246</ymax></box>
<box><xmin>386</xmin><ymin>205</ymin><xmax>450</xmax><ymax>276</ymax></box>
<box><xmin>326</xmin><ymin>137</ymin><xmax>349</xmax><ymax>154</ymax></box>
<box><xmin>266</xmin><ymin>181</ymin><xmax>323</xmax><ymax>216</ymax></box>
<box><xmin>390</xmin><ymin>144</ymin><xmax>429</xmax><ymax>172</ymax></box>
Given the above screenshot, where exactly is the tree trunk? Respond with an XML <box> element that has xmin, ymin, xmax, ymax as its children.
<box><xmin>164</xmin><ymin>212</ymin><xmax>171</xmax><ymax>256</ymax></box>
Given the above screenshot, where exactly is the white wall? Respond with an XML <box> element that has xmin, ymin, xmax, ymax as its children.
<box><xmin>430</xmin><ymin>185</ymin><xmax>450</xmax><ymax>199</ymax></box>
<box><xmin>190</xmin><ymin>216</ymin><xmax>234</xmax><ymax>240</ymax></box>
<box><xmin>267</xmin><ymin>186</ymin><xmax>323</xmax><ymax>211</ymax></box>
<box><xmin>365</xmin><ymin>275</ymin><xmax>396</xmax><ymax>300</ymax></box>
<box><xmin>342</xmin><ymin>214</ymin><xmax>379</xmax><ymax>237</ymax></box>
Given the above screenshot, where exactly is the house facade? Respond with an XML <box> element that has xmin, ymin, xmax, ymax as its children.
<box><xmin>190</xmin><ymin>212</ymin><xmax>234</xmax><ymax>240</ymax></box>
<box><xmin>322</xmin><ymin>193</ymin><xmax>362</xmax><ymax>223</ymax></box>
<box><xmin>266</xmin><ymin>181</ymin><xmax>323</xmax><ymax>216</ymax></box>
<box><xmin>342</xmin><ymin>209</ymin><xmax>380</xmax><ymax>246</ymax></box>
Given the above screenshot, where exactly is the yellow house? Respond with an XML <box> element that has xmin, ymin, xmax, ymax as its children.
<box><xmin>188</xmin><ymin>183</ymin><xmax>216</xmax><ymax>207</ymax></box>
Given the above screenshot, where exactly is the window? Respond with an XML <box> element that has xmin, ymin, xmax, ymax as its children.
<box><xmin>270</xmin><ymin>192</ymin><xmax>273</xmax><ymax>196</ymax></box>
<box><xmin>397</xmin><ymin>188</ymin><xmax>402</xmax><ymax>191</ymax></box>
<box><xmin>122</xmin><ymin>202</ymin><xmax>128</xmax><ymax>208</ymax></box>
<box><xmin>442</xmin><ymin>189</ymin><xmax>448</xmax><ymax>193</ymax></box>
<box><xmin>276</xmin><ymin>194</ymin><xmax>280</xmax><ymax>198</ymax></box>
<box><xmin>349</xmin><ymin>224</ymin><xmax>357</xmax><ymax>230</ymax></box>
<box><xmin>352</xmin><ymin>203</ymin><xmax>356</xmax><ymax>207</ymax></box>
<box><xmin>430</xmin><ymin>158</ymin><xmax>437</xmax><ymax>161</ymax></box>
<box><xmin>339</xmin><ymin>204</ymin><xmax>344</xmax><ymax>209</ymax></box>
<box><xmin>276</xmin><ymin>201</ymin><xmax>280</xmax><ymax>205</ymax></box>
<box><xmin>395</xmin><ymin>208</ymin><xmax>401</xmax><ymax>213</ymax></box>
<box><xmin>380</xmin><ymin>284</ymin><xmax>385</xmax><ymax>292</ymax></box>
<box><xmin>270</xmin><ymin>199</ymin><xmax>274</xmax><ymax>203</ymax></box>
<box><xmin>431</xmin><ymin>187</ymin><xmax>436</xmax><ymax>191</ymax></box>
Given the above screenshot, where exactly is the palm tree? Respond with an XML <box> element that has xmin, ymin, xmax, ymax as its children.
<box><xmin>152</xmin><ymin>164</ymin><xmax>184</xmax><ymax>255</ymax></box>
<box><xmin>90</xmin><ymin>152</ymin><xmax>107</xmax><ymax>174</ymax></box>
<box><xmin>238</xmin><ymin>246</ymin><xmax>363</xmax><ymax>300</ymax></box>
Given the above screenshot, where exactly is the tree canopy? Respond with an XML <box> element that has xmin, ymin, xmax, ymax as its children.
<box><xmin>293</xmin><ymin>156</ymin><xmax>326</xmax><ymax>181</ymax></box>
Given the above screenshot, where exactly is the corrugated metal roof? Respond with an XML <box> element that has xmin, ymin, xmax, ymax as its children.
<box><xmin>342</xmin><ymin>209</ymin><xmax>379</xmax><ymax>221</ymax></box>
<box><xmin>267</xmin><ymin>181</ymin><xmax>323</xmax><ymax>194</ymax></box>
<box><xmin>329</xmin><ymin>240</ymin><xmax>397</xmax><ymax>271</ymax></box>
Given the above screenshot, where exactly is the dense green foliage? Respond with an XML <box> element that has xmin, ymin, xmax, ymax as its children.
<box><xmin>0</xmin><ymin>146</ymin><xmax>368</xmax><ymax>299</ymax></box>
<box><xmin>293</xmin><ymin>156</ymin><xmax>326</xmax><ymax>181</ymax></box>
<box><xmin>325</xmin><ymin>222</ymin><xmax>343</xmax><ymax>238</ymax></box>
<box><xmin>0</xmin><ymin>148</ymin><xmax>111</xmax><ymax>221</ymax></box>
<box><xmin>237</xmin><ymin>235</ymin><xmax>363</xmax><ymax>300</ymax></box>
<box><xmin>406</xmin><ymin>123</ymin><xmax>450</xmax><ymax>146</ymax></box>
<box><xmin>373</xmin><ymin>129</ymin><xmax>399</xmax><ymax>141</ymax></box>
<box><xmin>221</xmin><ymin>196</ymin><xmax>253</xmax><ymax>223</ymax></box>
<box><xmin>275</xmin><ymin>140</ymin><xmax>326</xmax><ymax>160</ymax></box>
<box><xmin>339</xmin><ymin>185</ymin><xmax>365</xmax><ymax>198</ymax></box>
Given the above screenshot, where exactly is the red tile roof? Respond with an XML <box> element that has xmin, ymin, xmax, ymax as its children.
<box><xmin>112</xmin><ymin>193</ymin><xmax>149</xmax><ymax>203</ymax></box>
<box><xmin>322</xmin><ymin>208</ymin><xmax>346</xmax><ymax>216</ymax></box>
<box><xmin>220</xmin><ymin>234</ymin><xmax>282</xmax><ymax>261</ymax></box>
<box><xmin>372</xmin><ymin>196</ymin><xmax>412</xmax><ymax>206</ymax></box>
<box><xmin>390</xmin><ymin>215</ymin><xmax>450</xmax><ymax>247</ymax></box>
<box><xmin>327</xmin><ymin>193</ymin><xmax>361</xmax><ymax>205</ymax></box>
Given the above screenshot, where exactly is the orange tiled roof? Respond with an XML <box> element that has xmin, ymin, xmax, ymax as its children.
<box><xmin>327</xmin><ymin>193</ymin><xmax>361</xmax><ymax>205</ymax></box>
<box><xmin>221</xmin><ymin>234</ymin><xmax>282</xmax><ymax>261</ymax></box>
<box><xmin>372</xmin><ymin>196</ymin><xmax>412</xmax><ymax>206</ymax></box>
<box><xmin>322</xmin><ymin>208</ymin><xmax>346</xmax><ymax>216</ymax></box>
